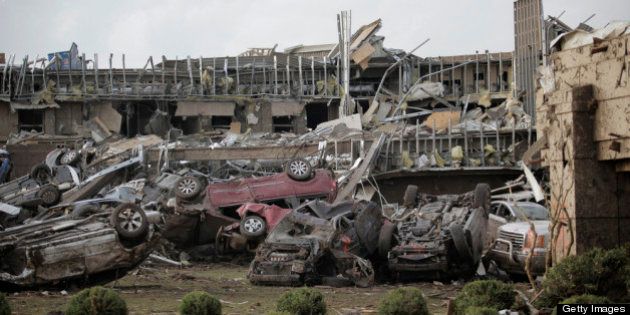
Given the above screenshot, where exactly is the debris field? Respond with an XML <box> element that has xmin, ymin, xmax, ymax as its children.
<box><xmin>0</xmin><ymin>3</ymin><xmax>629</xmax><ymax>315</ymax></box>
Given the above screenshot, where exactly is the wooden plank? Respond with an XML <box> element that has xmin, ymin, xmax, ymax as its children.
<box><xmin>351</xmin><ymin>42</ymin><xmax>375</xmax><ymax>70</ymax></box>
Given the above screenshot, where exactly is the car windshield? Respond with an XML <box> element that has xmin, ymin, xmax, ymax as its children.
<box><xmin>514</xmin><ymin>203</ymin><xmax>548</xmax><ymax>220</ymax></box>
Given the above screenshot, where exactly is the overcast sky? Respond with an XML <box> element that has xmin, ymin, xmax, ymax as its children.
<box><xmin>1</xmin><ymin>0</ymin><xmax>628</xmax><ymax>66</ymax></box>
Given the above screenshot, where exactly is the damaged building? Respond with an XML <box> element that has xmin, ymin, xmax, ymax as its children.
<box><xmin>0</xmin><ymin>3</ymin><xmax>628</xmax><ymax>314</ymax></box>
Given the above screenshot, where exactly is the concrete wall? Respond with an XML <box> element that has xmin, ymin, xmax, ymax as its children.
<box><xmin>0</xmin><ymin>102</ymin><xmax>19</xmax><ymax>142</ymax></box>
<box><xmin>50</xmin><ymin>102</ymin><xmax>83</xmax><ymax>135</ymax></box>
<box><xmin>536</xmin><ymin>33</ymin><xmax>630</xmax><ymax>262</ymax></box>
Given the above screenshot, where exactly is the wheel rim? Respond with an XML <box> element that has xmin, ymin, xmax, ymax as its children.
<box><xmin>41</xmin><ymin>190</ymin><xmax>56</xmax><ymax>203</ymax></box>
<box><xmin>178</xmin><ymin>178</ymin><xmax>197</xmax><ymax>195</ymax></box>
<box><xmin>243</xmin><ymin>218</ymin><xmax>263</xmax><ymax>233</ymax></box>
<box><xmin>118</xmin><ymin>208</ymin><xmax>143</xmax><ymax>232</ymax></box>
<box><xmin>289</xmin><ymin>160</ymin><xmax>309</xmax><ymax>176</ymax></box>
<box><xmin>61</xmin><ymin>151</ymin><xmax>76</xmax><ymax>164</ymax></box>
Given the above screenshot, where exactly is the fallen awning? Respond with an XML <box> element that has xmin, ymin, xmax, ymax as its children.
<box><xmin>10</xmin><ymin>102</ymin><xmax>60</xmax><ymax>111</ymax></box>
<box><xmin>271</xmin><ymin>101</ymin><xmax>304</xmax><ymax>116</ymax></box>
<box><xmin>175</xmin><ymin>101</ymin><xmax>235</xmax><ymax>117</ymax></box>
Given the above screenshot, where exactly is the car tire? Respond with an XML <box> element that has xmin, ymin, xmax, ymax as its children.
<box><xmin>473</xmin><ymin>183</ymin><xmax>491</xmax><ymax>214</ymax></box>
<box><xmin>239</xmin><ymin>215</ymin><xmax>267</xmax><ymax>238</ymax></box>
<box><xmin>60</xmin><ymin>150</ymin><xmax>80</xmax><ymax>166</ymax></box>
<box><xmin>30</xmin><ymin>164</ymin><xmax>52</xmax><ymax>184</ymax></box>
<box><xmin>378</xmin><ymin>220</ymin><xmax>396</xmax><ymax>258</ymax></box>
<box><xmin>37</xmin><ymin>184</ymin><xmax>61</xmax><ymax>206</ymax></box>
<box><xmin>285</xmin><ymin>158</ymin><xmax>312</xmax><ymax>181</ymax></box>
<box><xmin>110</xmin><ymin>203</ymin><xmax>149</xmax><ymax>241</ymax></box>
<box><xmin>450</xmin><ymin>223</ymin><xmax>474</xmax><ymax>263</ymax></box>
<box><xmin>402</xmin><ymin>185</ymin><xmax>418</xmax><ymax>208</ymax></box>
<box><xmin>71</xmin><ymin>205</ymin><xmax>99</xmax><ymax>219</ymax></box>
<box><xmin>175</xmin><ymin>176</ymin><xmax>203</xmax><ymax>200</ymax></box>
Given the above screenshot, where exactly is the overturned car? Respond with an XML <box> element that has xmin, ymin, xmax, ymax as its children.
<box><xmin>0</xmin><ymin>201</ymin><xmax>160</xmax><ymax>288</ymax></box>
<box><xmin>163</xmin><ymin>159</ymin><xmax>337</xmax><ymax>250</ymax></box>
<box><xmin>248</xmin><ymin>200</ymin><xmax>383</xmax><ymax>287</ymax></box>
<box><xmin>382</xmin><ymin>183</ymin><xmax>491</xmax><ymax>279</ymax></box>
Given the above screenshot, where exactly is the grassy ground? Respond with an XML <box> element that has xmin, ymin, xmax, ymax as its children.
<box><xmin>6</xmin><ymin>262</ymin><xmax>466</xmax><ymax>315</ymax></box>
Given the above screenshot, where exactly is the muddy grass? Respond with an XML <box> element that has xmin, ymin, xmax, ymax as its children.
<box><xmin>7</xmin><ymin>263</ymin><xmax>466</xmax><ymax>315</ymax></box>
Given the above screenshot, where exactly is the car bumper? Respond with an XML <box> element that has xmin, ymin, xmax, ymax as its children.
<box><xmin>388</xmin><ymin>247</ymin><xmax>448</xmax><ymax>272</ymax></box>
<box><xmin>248</xmin><ymin>260</ymin><xmax>307</xmax><ymax>286</ymax></box>
<box><xmin>488</xmin><ymin>239</ymin><xmax>546</xmax><ymax>275</ymax></box>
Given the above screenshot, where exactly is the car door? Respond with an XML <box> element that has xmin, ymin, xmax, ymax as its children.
<box><xmin>485</xmin><ymin>202</ymin><xmax>508</xmax><ymax>250</ymax></box>
<box><xmin>248</xmin><ymin>173</ymin><xmax>293</xmax><ymax>203</ymax></box>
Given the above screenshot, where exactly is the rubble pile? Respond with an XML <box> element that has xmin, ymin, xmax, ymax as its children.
<box><xmin>0</xmin><ymin>11</ymin><xmax>559</xmax><ymax>301</ymax></box>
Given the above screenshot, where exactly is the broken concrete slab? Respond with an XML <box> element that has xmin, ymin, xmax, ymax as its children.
<box><xmin>316</xmin><ymin>113</ymin><xmax>362</xmax><ymax>132</ymax></box>
<box><xmin>90</xmin><ymin>102</ymin><xmax>122</xmax><ymax>133</ymax></box>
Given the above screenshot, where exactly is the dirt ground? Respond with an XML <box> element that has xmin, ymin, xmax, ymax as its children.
<box><xmin>6</xmin><ymin>262</ymin><xmax>468</xmax><ymax>315</ymax></box>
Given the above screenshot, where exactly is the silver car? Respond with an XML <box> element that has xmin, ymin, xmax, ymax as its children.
<box><xmin>486</xmin><ymin>201</ymin><xmax>549</xmax><ymax>276</ymax></box>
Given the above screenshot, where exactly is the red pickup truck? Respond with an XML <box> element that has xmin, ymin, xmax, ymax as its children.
<box><xmin>164</xmin><ymin>159</ymin><xmax>337</xmax><ymax>249</ymax></box>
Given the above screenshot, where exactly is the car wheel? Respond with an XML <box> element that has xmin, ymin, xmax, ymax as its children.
<box><xmin>175</xmin><ymin>176</ymin><xmax>203</xmax><ymax>200</ymax></box>
<box><xmin>30</xmin><ymin>164</ymin><xmax>52</xmax><ymax>184</ymax></box>
<box><xmin>402</xmin><ymin>185</ymin><xmax>418</xmax><ymax>208</ymax></box>
<box><xmin>450</xmin><ymin>223</ymin><xmax>474</xmax><ymax>263</ymax></box>
<box><xmin>110</xmin><ymin>203</ymin><xmax>149</xmax><ymax>241</ymax></box>
<box><xmin>473</xmin><ymin>183</ymin><xmax>491</xmax><ymax>214</ymax></box>
<box><xmin>60</xmin><ymin>150</ymin><xmax>80</xmax><ymax>166</ymax></box>
<box><xmin>37</xmin><ymin>184</ymin><xmax>61</xmax><ymax>206</ymax></box>
<box><xmin>239</xmin><ymin>215</ymin><xmax>267</xmax><ymax>238</ymax></box>
<box><xmin>286</xmin><ymin>158</ymin><xmax>312</xmax><ymax>181</ymax></box>
<box><xmin>378</xmin><ymin>220</ymin><xmax>396</xmax><ymax>258</ymax></box>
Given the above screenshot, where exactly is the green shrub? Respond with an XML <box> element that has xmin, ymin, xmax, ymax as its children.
<box><xmin>536</xmin><ymin>247</ymin><xmax>630</xmax><ymax>308</ymax></box>
<box><xmin>551</xmin><ymin>295</ymin><xmax>612</xmax><ymax>315</ymax></box>
<box><xmin>464</xmin><ymin>306</ymin><xmax>497</xmax><ymax>315</ymax></box>
<box><xmin>179</xmin><ymin>291</ymin><xmax>222</xmax><ymax>315</ymax></box>
<box><xmin>66</xmin><ymin>286</ymin><xmax>127</xmax><ymax>315</ymax></box>
<box><xmin>0</xmin><ymin>293</ymin><xmax>10</xmax><ymax>315</ymax></box>
<box><xmin>561</xmin><ymin>294</ymin><xmax>612</xmax><ymax>304</ymax></box>
<box><xmin>266</xmin><ymin>311</ymin><xmax>292</xmax><ymax>315</ymax></box>
<box><xmin>276</xmin><ymin>287</ymin><xmax>326</xmax><ymax>315</ymax></box>
<box><xmin>378</xmin><ymin>287</ymin><xmax>429</xmax><ymax>315</ymax></box>
<box><xmin>453</xmin><ymin>280</ymin><xmax>514</xmax><ymax>315</ymax></box>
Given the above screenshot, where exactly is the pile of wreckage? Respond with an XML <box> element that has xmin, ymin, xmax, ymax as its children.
<box><xmin>0</xmin><ymin>121</ymin><xmax>550</xmax><ymax>289</ymax></box>
<box><xmin>0</xmin><ymin>13</ymin><xmax>550</xmax><ymax>290</ymax></box>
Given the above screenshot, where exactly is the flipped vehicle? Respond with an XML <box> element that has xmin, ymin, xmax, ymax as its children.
<box><xmin>0</xmin><ymin>163</ymin><xmax>70</xmax><ymax>208</ymax></box>
<box><xmin>382</xmin><ymin>183</ymin><xmax>491</xmax><ymax>280</ymax></box>
<box><xmin>0</xmin><ymin>201</ymin><xmax>159</xmax><ymax>288</ymax></box>
<box><xmin>486</xmin><ymin>200</ymin><xmax>549</xmax><ymax>276</ymax></box>
<box><xmin>174</xmin><ymin>159</ymin><xmax>336</xmax><ymax>207</ymax></box>
<box><xmin>0</xmin><ymin>143</ymin><xmax>148</xmax><ymax>213</ymax></box>
<box><xmin>163</xmin><ymin>159</ymin><xmax>337</xmax><ymax>249</ymax></box>
<box><xmin>248</xmin><ymin>200</ymin><xmax>383</xmax><ymax>287</ymax></box>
